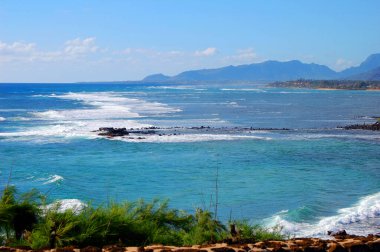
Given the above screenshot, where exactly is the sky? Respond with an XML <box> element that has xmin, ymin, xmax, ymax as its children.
<box><xmin>1</xmin><ymin>0</ymin><xmax>380</xmax><ymax>82</ymax></box>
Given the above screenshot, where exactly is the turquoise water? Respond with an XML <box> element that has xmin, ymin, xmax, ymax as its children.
<box><xmin>0</xmin><ymin>83</ymin><xmax>379</xmax><ymax>237</ymax></box>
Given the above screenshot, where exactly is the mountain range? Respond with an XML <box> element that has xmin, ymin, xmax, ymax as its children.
<box><xmin>143</xmin><ymin>53</ymin><xmax>380</xmax><ymax>83</ymax></box>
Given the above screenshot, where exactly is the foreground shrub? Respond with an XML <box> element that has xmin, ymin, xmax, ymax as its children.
<box><xmin>0</xmin><ymin>186</ymin><xmax>285</xmax><ymax>248</ymax></box>
<box><xmin>233</xmin><ymin>220</ymin><xmax>285</xmax><ymax>242</ymax></box>
<box><xmin>181</xmin><ymin>209</ymin><xmax>226</xmax><ymax>245</ymax></box>
<box><xmin>0</xmin><ymin>186</ymin><xmax>41</xmax><ymax>243</ymax></box>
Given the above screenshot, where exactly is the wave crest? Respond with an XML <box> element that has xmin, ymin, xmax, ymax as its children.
<box><xmin>45</xmin><ymin>199</ymin><xmax>85</xmax><ymax>213</ymax></box>
<box><xmin>266</xmin><ymin>192</ymin><xmax>380</xmax><ymax>237</ymax></box>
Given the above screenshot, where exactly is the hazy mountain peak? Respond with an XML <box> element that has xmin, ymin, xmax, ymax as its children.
<box><xmin>359</xmin><ymin>53</ymin><xmax>380</xmax><ymax>69</ymax></box>
<box><xmin>143</xmin><ymin>73</ymin><xmax>170</xmax><ymax>82</ymax></box>
<box><xmin>142</xmin><ymin>53</ymin><xmax>380</xmax><ymax>83</ymax></box>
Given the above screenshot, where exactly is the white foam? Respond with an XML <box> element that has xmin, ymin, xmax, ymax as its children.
<box><xmin>0</xmin><ymin>120</ymin><xmax>151</xmax><ymax>139</ymax></box>
<box><xmin>0</xmin><ymin>117</ymin><xmax>5</xmax><ymax>121</ymax></box>
<box><xmin>42</xmin><ymin>175</ymin><xmax>64</xmax><ymax>184</ymax></box>
<box><xmin>36</xmin><ymin>174</ymin><xmax>64</xmax><ymax>184</ymax></box>
<box><xmin>54</xmin><ymin>92</ymin><xmax>180</xmax><ymax>115</ymax></box>
<box><xmin>1</xmin><ymin>92</ymin><xmax>180</xmax><ymax>141</ymax></box>
<box><xmin>117</xmin><ymin>134</ymin><xmax>271</xmax><ymax>143</ymax></box>
<box><xmin>31</xmin><ymin>92</ymin><xmax>181</xmax><ymax>121</ymax></box>
<box><xmin>45</xmin><ymin>199</ymin><xmax>86</xmax><ymax>214</ymax></box>
<box><xmin>226</xmin><ymin>101</ymin><xmax>244</xmax><ymax>108</ymax></box>
<box><xmin>265</xmin><ymin>192</ymin><xmax>380</xmax><ymax>237</ymax></box>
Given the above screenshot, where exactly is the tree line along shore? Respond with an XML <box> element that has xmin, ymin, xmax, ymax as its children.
<box><xmin>268</xmin><ymin>80</ymin><xmax>380</xmax><ymax>90</ymax></box>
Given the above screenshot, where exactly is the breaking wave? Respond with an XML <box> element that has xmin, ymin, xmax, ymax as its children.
<box><xmin>45</xmin><ymin>199</ymin><xmax>86</xmax><ymax>214</ymax></box>
<box><xmin>265</xmin><ymin>192</ymin><xmax>380</xmax><ymax>238</ymax></box>
<box><xmin>32</xmin><ymin>92</ymin><xmax>181</xmax><ymax>120</ymax></box>
<box><xmin>36</xmin><ymin>174</ymin><xmax>64</xmax><ymax>184</ymax></box>
<box><xmin>0</xmin><ymin>92</ymin><xmax>180</xmax><ymax>141</ymax></box>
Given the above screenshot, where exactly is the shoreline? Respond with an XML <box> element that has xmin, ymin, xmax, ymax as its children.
<box><xmin>316</xmin><ymin>88</ymin><xmax>339</xmax><ymax>90</ymax></box>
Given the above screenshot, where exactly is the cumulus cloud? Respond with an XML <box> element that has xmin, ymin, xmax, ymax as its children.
<box><xmin>0</xmin><ymin>41</ymin><xmax>36</xmax><ymax>54</ymax></box>
<box><xmin>195</xmin><ymin>47</ymin><xmax>217</xmax><ymax>57</ymax></box>
<box><xmin>64</xmin><ymin>37</ymin><xmax>98</xmax><ymax>56</ymax></box>
<box><xmin>0</xmin><ymin>37</ymin><xmax>100</xmax><ymax>63</ymax></box>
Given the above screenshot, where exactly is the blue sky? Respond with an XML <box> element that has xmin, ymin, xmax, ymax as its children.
<box><xmin>1</xmin><ymin>0</ymin><xmax>380</xmax><ymax>82</ymax></box>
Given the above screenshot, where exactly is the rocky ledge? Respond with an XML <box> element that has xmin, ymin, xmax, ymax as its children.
<box><xmin>1</xmin><ymin>234</ymin><xmax>379</xmax><ymax>252</ymax></box>
<box><xmin>94</xmin><ymin>126</ymin><xmax>289</xmax><ymax>139</ymax></box>
<box><xmin>340</xmin><ymin>121</ymin><xmax>380</xmax><ymax>131</ymax></box>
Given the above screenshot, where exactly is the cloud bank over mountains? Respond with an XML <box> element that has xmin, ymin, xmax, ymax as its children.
<box><xmin>0</xmin><ymin>37</ymin><xmax>373</xmax><ymax>83</ymax></box>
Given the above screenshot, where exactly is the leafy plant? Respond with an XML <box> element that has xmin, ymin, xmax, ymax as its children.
<box><xmin>231</xmin><ymin>220</ymin><xmax>285</xmax><ymax>242</ymax></box>
<box><xmin>0</xmin><ymin>186</ymin><xmax>41</xmax><ymax>243</ymax></box>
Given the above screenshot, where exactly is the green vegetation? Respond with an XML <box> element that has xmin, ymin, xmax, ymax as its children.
<box><xmin>233</xmin><ymin>220</ymin><xmax>285</xmax><ymax>242</ymax></box>
<box><xmin>269</xmin><ymin>79</ymin><xmax>380</xmax><ymax>90</ymax></box>
<box><xmin>0</xmin><ymin>186</ymin><xmax>285</xmax><ymax>249</ymax></box>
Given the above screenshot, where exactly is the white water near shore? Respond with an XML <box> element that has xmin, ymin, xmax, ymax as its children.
<box><xmin>265</xmin><ymin>192</ymin><xmax>380</xmax><ymax>238</ymax></box>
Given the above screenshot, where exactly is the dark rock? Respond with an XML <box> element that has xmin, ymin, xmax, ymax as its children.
<box><xmin>341</xmin><ymin>121</ymin><xmax>380</xmax><ymax>131</ymax></box>
<box><xmin>81</xmin><ymin>246</ymin><xmax>102</xmax><ymax>252</ymax></box>
<box><xmin>0</xmin><ymin>247</ymin><xmax>15</xmax><ymax>252</ymax></box>
<box><xmin>366</xmin><ymin>239</ymin><xmax>380</xmax><ymax>251</ymax></box>
<box><xmin>210</xmin><ymin>247</ymin><xmax>236</xmax><ymax>252</ymax></box>
<box><xmin>98</xmin><ymin>127</ymin><xmax>129</xmax><ymax>137</ymax></box>
<box><xmin>347</xmin><ymin>244</ymin><xmax>370</xmax><ymax>252</ymax></box>
<box><xmin>303</xmin><ymin>246</ymin><xmax>325</xmax><ymax>252</ymax></box>
<box><xmin>103</xmin><ymin>245</ymin><xmax>125</xmax><ymax>252</ymax></box>
<box><xmin>129</xmin><ymin>130</ymin><xmax>156</xmax><ymax>135</ymax></box>
<box><xmin>328</xmin><ymin>230</ymin><xmax>347</xmax><ymax>236</ymax></box>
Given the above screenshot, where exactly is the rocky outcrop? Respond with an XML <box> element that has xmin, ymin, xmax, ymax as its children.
<box><xmin>94</xmin><ymin>126</ymin><xmax>290</xmax><ymax>139</ymax></box>
<box><xmin>1</xmin><ymin>234</ymin><xmax>379</xmax><ymax>252</ymax></box>
<box><xmin>341</xmin><ymin>121</ymin><xmax>380</xmax><ymax>131</ymax></box>
<box><xmin>98</xmin><ymin>127</ymin><xmax>129</xmax><ymax>137</ymax></box>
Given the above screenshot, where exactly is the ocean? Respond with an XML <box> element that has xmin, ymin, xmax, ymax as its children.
<box><xmin>0</xmin><ymin>83</ymin><xmax>379</xmax><ymax>237</ymax></box>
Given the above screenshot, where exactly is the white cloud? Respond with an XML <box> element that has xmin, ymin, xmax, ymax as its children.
<box><xmin>225</xmin><ymin>48</ymin><xmax>257</xmax><ymax>63</ymax></box>
<box><xmin>195</xmin><ymin>47</ymin><xmax>217</xmax><ymax>57</ymax></box>
<box><xmin>335</xmin><ymin>58</ymin><xmax>354</xmax><ymax>71</ymax></box>
<box><xmin>235</xmin><ymin>48</ymin><xmax>257</xmax><ymax>60</ymax></box>
<box><xmin>0</xmin><ymin>37</ymin><xmax>100</xmax><ymax>63</ymax></box>
<box><xmin>0</xmin><ymin>41</ymin><xmax>36</xmax><ymax>54</ymax></box>
<box><xmin>64</xmin><ymin>37</ymin><xmax>98</xmax><ymax>56</ymax></box>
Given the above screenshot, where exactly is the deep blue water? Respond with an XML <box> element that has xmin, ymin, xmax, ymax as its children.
<box><xmin>0</xmin><ymin>83</ymin><xmax>379</xmax><ymax>237</ymax></box>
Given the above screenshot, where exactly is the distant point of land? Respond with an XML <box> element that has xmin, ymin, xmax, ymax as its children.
<box><xmin>268</xmin><ymin>79</ymin><xmax>380</xmax><ymax>90</ymax></box>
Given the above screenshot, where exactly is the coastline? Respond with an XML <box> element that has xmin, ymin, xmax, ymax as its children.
<box><xmin>316</xmin><ymin>88</ymin><xmax>339</xmax><ymax>90</ymax></box>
